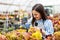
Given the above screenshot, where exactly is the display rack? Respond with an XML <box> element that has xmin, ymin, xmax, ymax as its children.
<box><xmin>0</xmin><ymin>20</ymin><xmax>5</xmax><ymax>30</ymax></box>
<box><xmin>0</xmin><ymin>13</ymin><xmax>14</xmax><ymax>32</ymax></box>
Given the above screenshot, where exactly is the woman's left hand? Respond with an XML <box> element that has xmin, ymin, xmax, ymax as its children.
<box><xmin>45</xmin><ymin>35</ymin><xmax>53</xmax><ymax>40</ymax></box>
<box><xmin>45</xmin><ymin>36</ymin><xmax>52</xmax><ymax>40</ymax></box>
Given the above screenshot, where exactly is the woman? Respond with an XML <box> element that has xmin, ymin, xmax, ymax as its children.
<box><xmin>26</xmin><ymin>4</ymin><xmax>54</xmax><ymax>40</ymax></box>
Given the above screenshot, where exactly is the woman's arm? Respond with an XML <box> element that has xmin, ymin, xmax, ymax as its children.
<box><xmin>44</xmin><ymin>20</ymin><xmax>54</xmax><ymax>35</ymax></box>
<box><xmin>41</xmin><ymin>20</ymin><xmax>54</xmax><ymax>38</ymax></box>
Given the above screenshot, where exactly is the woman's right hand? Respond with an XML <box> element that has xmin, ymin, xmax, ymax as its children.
<box><xmin>40</xmin><ymin>29</ymin><xmax>46</xmax><ymax>35</ymax></box>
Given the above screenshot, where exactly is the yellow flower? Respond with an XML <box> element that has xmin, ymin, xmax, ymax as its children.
<box><xmin>32</xmin><ymin>31</ymin><xmax>42</xmax><ymax>40</ymax></box>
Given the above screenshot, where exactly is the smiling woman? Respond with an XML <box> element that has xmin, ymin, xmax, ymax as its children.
<box><xmin>26</xmin><ymin>4</ymin><xmax>54</xmax><ymax>40</ymax></box>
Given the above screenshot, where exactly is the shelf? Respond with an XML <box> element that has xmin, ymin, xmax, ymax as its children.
<box><xmin>0</xmin><ymin>20</ymin><xmax>6</xmax><ymax>22</ymax></box>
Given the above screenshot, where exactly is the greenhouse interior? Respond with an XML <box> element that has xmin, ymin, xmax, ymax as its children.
<box><xmin>0</xmin><ymin>0</ymin><xmax>60</xmax><ymax>40</ymax></box>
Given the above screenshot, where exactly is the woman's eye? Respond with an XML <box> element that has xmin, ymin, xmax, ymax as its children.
<box><xmin>34</xmin><ymin>14</ymin><xmax>37</xmax><ymax>16</ymax></box>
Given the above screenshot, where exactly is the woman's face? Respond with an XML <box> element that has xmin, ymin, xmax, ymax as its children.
<box><xmin>32</xmin><ymin>10</ymin><xmax>41</xmax><ymax>20</ymax></box>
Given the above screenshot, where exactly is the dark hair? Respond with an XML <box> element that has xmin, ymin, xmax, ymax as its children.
<box><xmin>32</xmin><ymin>4</ymin><xmax>48</xmax><ymax>25</ymax></box>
